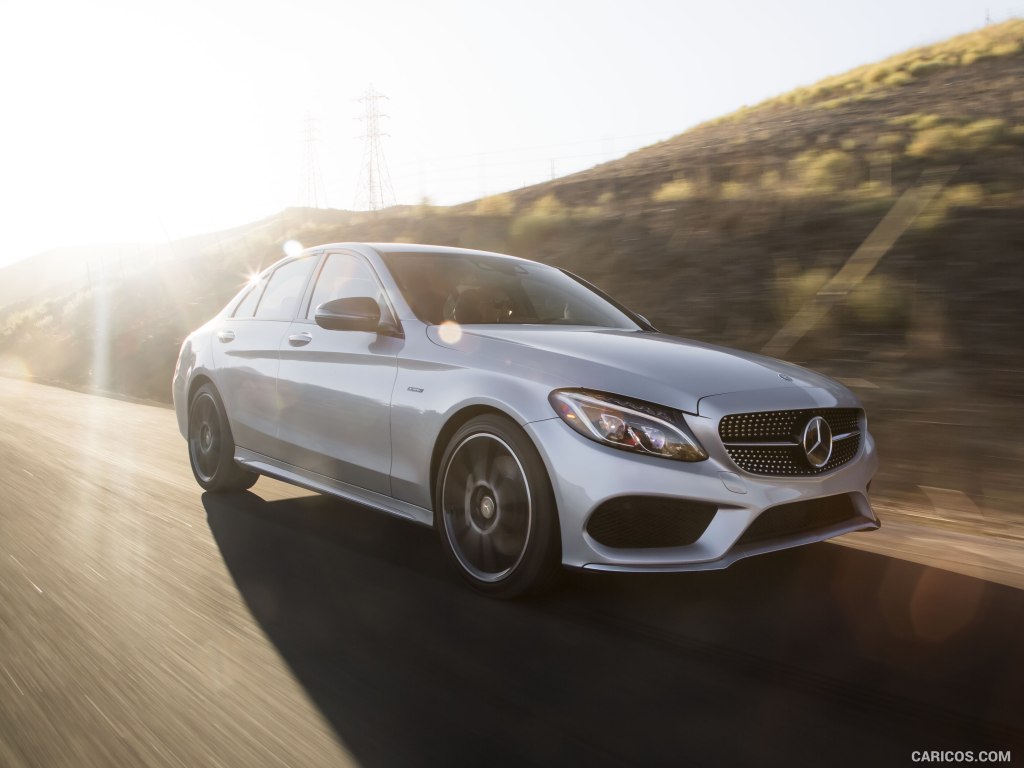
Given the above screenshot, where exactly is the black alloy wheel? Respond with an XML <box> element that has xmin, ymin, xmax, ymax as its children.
<box><xmin>188</xmin><ymin>383</ymin><xmax>258</xmax><ymax>493</ymax></box>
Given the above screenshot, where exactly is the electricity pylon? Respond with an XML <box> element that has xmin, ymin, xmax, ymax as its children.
<box><xmin>354</xmin><ymin>85</ymin><xmax>396</xmax><ymax>211</ymax></box>
<box><xmin>300</xmin><ymin>112</ymin><xmax>326</xmax><ymax>209</ymax></box>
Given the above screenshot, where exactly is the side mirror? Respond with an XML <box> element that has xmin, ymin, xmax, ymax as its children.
<box><xmin>315</xmin><ymin>297</ymin><xmax>381</xmax><ymax>332</ymax></box>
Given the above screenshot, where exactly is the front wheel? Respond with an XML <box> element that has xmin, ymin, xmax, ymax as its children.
<box><xmin>188</xmin><ymin>383</ymin><xmax>258</xmax><ymax>493</ymax></box>
<box><xmin>435</xmin><ymin>415</ymin><xmax>561</xmax><ymax>598</ymax></box>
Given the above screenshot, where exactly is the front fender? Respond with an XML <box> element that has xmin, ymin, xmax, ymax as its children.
<box><xmin>388</xmin><ymin>350</ymin><xmax>565</xmax><ymax>511</ymax></box>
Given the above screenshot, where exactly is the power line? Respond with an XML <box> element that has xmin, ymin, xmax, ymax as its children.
<box><xmin>389</xmin><ymin>148</ymin><xmax>642</xmax><ymax>182</ymax></box>
<box><xmin>385</xmin><ymin>129</ymin><xmax>686</xmax><ymax>201</ymax></box>
<box><xmin>388</xmin><ymin>128</ymin><xmax>682</xmax><ymax>167</ymax></box>
<box><xmin>354</xmin><ymin>85</ymin><xmax>396</xmax><ymax>211</ymax></box>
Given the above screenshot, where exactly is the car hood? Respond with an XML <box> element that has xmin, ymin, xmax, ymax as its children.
<box><xmin>427</xmin><ymin>326</ymin><xmax>851</xmax><ymax>415</ymax></box>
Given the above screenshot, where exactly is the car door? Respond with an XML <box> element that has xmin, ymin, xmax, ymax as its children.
<box><xmin>212</xmin><ymin>255</ymin><xmax>318</xmax><ymax>456</ymax></box>
<box><xmin>275</xmin><ymin>250</ymin><xmax>402</xmax><ymax>495</ymax></box>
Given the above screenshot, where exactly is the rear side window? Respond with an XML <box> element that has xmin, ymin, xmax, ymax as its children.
<box><xmin>233</xmin><ymin>277</ymin><xmax>268</xmax><ymax>318</ymax></box>
<box><xmin>254</xmin><ymin>257</ymin><xmax>316</xmax><ymax>321</ymax></box>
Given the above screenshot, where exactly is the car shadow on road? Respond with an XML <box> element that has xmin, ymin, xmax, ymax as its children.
<box><xmin>203</xmin><ymin>490</ymin><xmax>1024</xmax><ymax>767</ymax></box>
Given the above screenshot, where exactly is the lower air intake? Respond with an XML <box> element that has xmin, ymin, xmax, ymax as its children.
<box><xmin>586</xmin><ymin>497</ymin><xmax>717</xmax><ymax>549</ymax></box>
<box><xmin>736</xmin><ymin>494</ymin><xmax>864</xmax><ymax>546</ymax></box>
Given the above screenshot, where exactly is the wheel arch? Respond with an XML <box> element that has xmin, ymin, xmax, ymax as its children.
<box><xmin>429</xmin><ymin>404</ymin><xmax>522</xmax><ymax>515</ymax></box>
<box><xmin>430</xmin><ymin>404</ymin><xmax>563</xmax><ymax>596</ymax></box>
<box><xmin>187</xmin><ymin>373</ymin><xmax>217</xmax><ymax>415</ymax></box>
<box><xmin>184</xmin><ymin>372</ymin><xmax>258</xmax><ymax>493</ymax></box>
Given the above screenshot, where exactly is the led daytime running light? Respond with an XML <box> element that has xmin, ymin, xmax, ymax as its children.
<box><xmin>549</xmin><ymin>390</ymin><xmax>707</xmax><ymax>462</ymax></box>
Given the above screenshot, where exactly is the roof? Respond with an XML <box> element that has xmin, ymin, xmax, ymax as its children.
<box><xmin>312</xmin><ymin>242</ymin><xmax>531</xmax><ymax>262</ymax></box>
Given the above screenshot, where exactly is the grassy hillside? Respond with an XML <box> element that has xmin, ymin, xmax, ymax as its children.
<box><xmin>1</xmin><ymin>20</ymin><xmax>1022</xmax><ymax>519</ymax></box>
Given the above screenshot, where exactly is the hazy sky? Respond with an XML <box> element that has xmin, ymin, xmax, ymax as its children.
<box><xmin>0</xmin><ymin>0</ymin><xmax>1011</xmax><ymax>267</ymax></box>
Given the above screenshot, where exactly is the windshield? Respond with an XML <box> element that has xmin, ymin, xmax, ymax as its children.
<box><xmin>381</xmin><ymin>251</ymin><xmax>642</xmax><ymax>329</ymax></box>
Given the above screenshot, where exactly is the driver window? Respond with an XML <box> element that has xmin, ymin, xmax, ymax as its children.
<box><xmin>307</xmin><ymin>253</ymin><xmax>384</xmax><ymax>319</ymax></box>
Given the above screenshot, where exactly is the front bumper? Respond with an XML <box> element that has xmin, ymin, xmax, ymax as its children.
<box><xmin>523</xmin><ymin>390</ymin><xmax>879</xmax><ymax>572</ymax></box>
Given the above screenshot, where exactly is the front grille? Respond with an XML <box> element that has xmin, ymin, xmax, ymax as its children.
<box><xmin>736</xmin><ymin>494</ymin><xmax>863</xmax><ymax>546</ymax></box>
<box><xmin>719</xmin><ymin>408</ymin><xmax>862</xmax><ymax>476</ymax></box>
<box><xmin>586</xmin><ymin>497</ymin><xmax>716</xmax><ymax>549</ymax></box>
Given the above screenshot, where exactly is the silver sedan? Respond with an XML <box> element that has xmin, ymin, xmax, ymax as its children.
<box><xmin>172</xmin><ymin>243</ymin><xmax>879</xmax><ymax>597</ymax></box>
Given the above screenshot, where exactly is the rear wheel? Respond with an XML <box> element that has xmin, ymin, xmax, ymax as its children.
<box><xmin>436</xmin><ymin>414</ymin><xmax>561</xmax><ymax>598</ymax></box>
<box><xmin>188</xmin><ymin>383</ymin><xmax>258</xmax><ymax>492</ymax></box>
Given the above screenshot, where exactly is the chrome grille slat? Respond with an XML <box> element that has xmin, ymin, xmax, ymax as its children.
<box><xmin>719</xmin><ymin>408</ymin><xmax>862</xmax><ymax>476</ymax></box>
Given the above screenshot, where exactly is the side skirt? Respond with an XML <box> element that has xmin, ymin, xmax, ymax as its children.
<box><xmin>234</xmin><ymin>447</ymin><xmax>434</xmax><ymax>527</ymax></box>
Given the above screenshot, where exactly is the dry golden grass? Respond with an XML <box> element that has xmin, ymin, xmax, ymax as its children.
<box><xmin>651</xmin><ymin>178</ymin><xmax>698</xmax><ymax>202</ymax></box>
<box><xmin>474</xmin><ymin>194</ymin><xmax>515</xmax><ymax>217</ymax></box>
<box><xmin>766</xmin><ymin>19</ymin><xmax>1024</xmax><ymax>110</ymax></box>
<box><xmin>906</xmin><ymin>118</ymin><xmax>1009</xmax><ymax>157</ymax></box>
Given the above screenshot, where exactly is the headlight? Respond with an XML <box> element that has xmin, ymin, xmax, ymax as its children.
<box><xmin>548</xmin><ymin>389</ymin><xmax>707</xmax><ymax>461</ymax></box>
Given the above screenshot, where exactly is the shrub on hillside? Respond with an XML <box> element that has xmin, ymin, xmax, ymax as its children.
<box><xmin>913</xmin><ymin>183</ymin><xmax>987</xmax><ymax>230</ymax></box>
<box><xmin>1</xmin><ymin>306</ymin><xmax>41</xmax><ymax>337</ymax></box>
<box><xmin>906</xmin><ymin>125</ymin><xmax>962</xmax><ymax>157</ymax></box>
<box><xmin>854</xmin><ymin>180</ymin><xmax>892</xmax><ymax>198</ymax></box>
<box><xmin>651</xmin><ymin>178</ymin><xmax>697</xmax><ymax>202</ymax></box>
<box><xmin>883</xmin><ymin>71</ymin><xmax>913</xmax><ymax>87</ymax></box>
<box><xmin>908</xmin><ymin>59</ymin><xmax>953</xmax><ymax>78</ymax></box>
<box><xmin>988</xmin><ymin>40</ymin><xmax>1023</xmax><ymax>57</ymax></box>
<box><xmin>943</xmin><ymin>183</ymin><xmax>986</xmax><ymax>208</ymax></box>
<box><xmin>906</xmin><ymin>118</ymin><xmax>1008</xmax><ymax>157</ymax></box>
<box><xmin>775</xmin><ymin>268</ymin><xmax>831</xmax><ymax>322</ymax></box>
<box><xmin>474</xmin><ymin>194</ymin><xmax>515</xmax><ymax>217</ymax></box>
<box><xmin>960</xmin><ymin>118</ymin><xmax>1008</xmax><ymax>149</ymax></box>
<box><xmin>759</xmin><ymin>169</ymin><xmax>782</xmax><ymax>191</ymax></box>
<box><xmin>847</xmin><ymin>274</ymin><xmax>906</xmax><ymax>327</ymax></box>
<box><xmin>789</xmin><ymin>150</ymin><xmax>858</xmax><ymax>193</ymax></box>
<box><xmin>719</xmin><ymin>181</ymin><xmax>751</xmax><ymax>200</ymax></box>
<box><xmin>875</xmin><ymin>133</ymin><xmax>904</xmax><ymax>151</ymax></box>
<box><xmin>563</xmin><ymin>191</ymin><xmax>618</xmax><ymax>221</ymax></box>
<box><xmin>509</xmin><ymin>194</ymin><xmax>569</xmax><ymax>244</ymax></box>
<box><xmin>912</xmin><ymin>114</ymin><xmax>944</xmax><ymax>131</ymax></box>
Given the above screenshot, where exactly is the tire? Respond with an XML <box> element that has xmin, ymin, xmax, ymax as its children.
<box><xmin>188</xmin><ymin>383</ymin><xmax>258</xmax><ymax>493</ymax></box>
<box><xmin>435</xmin><ymin>414</ymin><xmax>561</xmax><ymax>598</ymax></box>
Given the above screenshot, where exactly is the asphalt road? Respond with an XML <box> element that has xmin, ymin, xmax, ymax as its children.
<box><xmin>1</xmin><ymin>377</ymin><xmax>1021</xmax><ymax>767</ymax></box>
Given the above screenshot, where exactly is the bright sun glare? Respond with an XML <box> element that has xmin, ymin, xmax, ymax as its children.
<box><xmin>0</xmin><ymin>0</ymin><xmax>993</xmax><ymax>270</ymax></box>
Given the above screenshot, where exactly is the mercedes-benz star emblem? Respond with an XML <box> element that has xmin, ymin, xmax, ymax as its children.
<box><xmin>801</xmin><ymin>416</ymin><xmax>833</xmax><ymax>468</ymax></box>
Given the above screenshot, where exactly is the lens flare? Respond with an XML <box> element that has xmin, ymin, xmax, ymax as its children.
<box><xmin>283</xmin><ymin>239</ymin><xmax>304</xmax><ymax>258</ymax></box>
<box><xmin>438</xmin><ymin>321</ymin><xmax>462</xmax><ymax>344</ymax></box>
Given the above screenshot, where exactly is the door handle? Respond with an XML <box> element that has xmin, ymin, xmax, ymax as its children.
<box><xmin>217</xmin><ymin>330</ymin><xmax>235</xmax><ymax>343</ymax></box>
<box><xmin>288</xmin><ymin>332</ymin><xmax>313</xmax><ymax>347</ymax></box>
